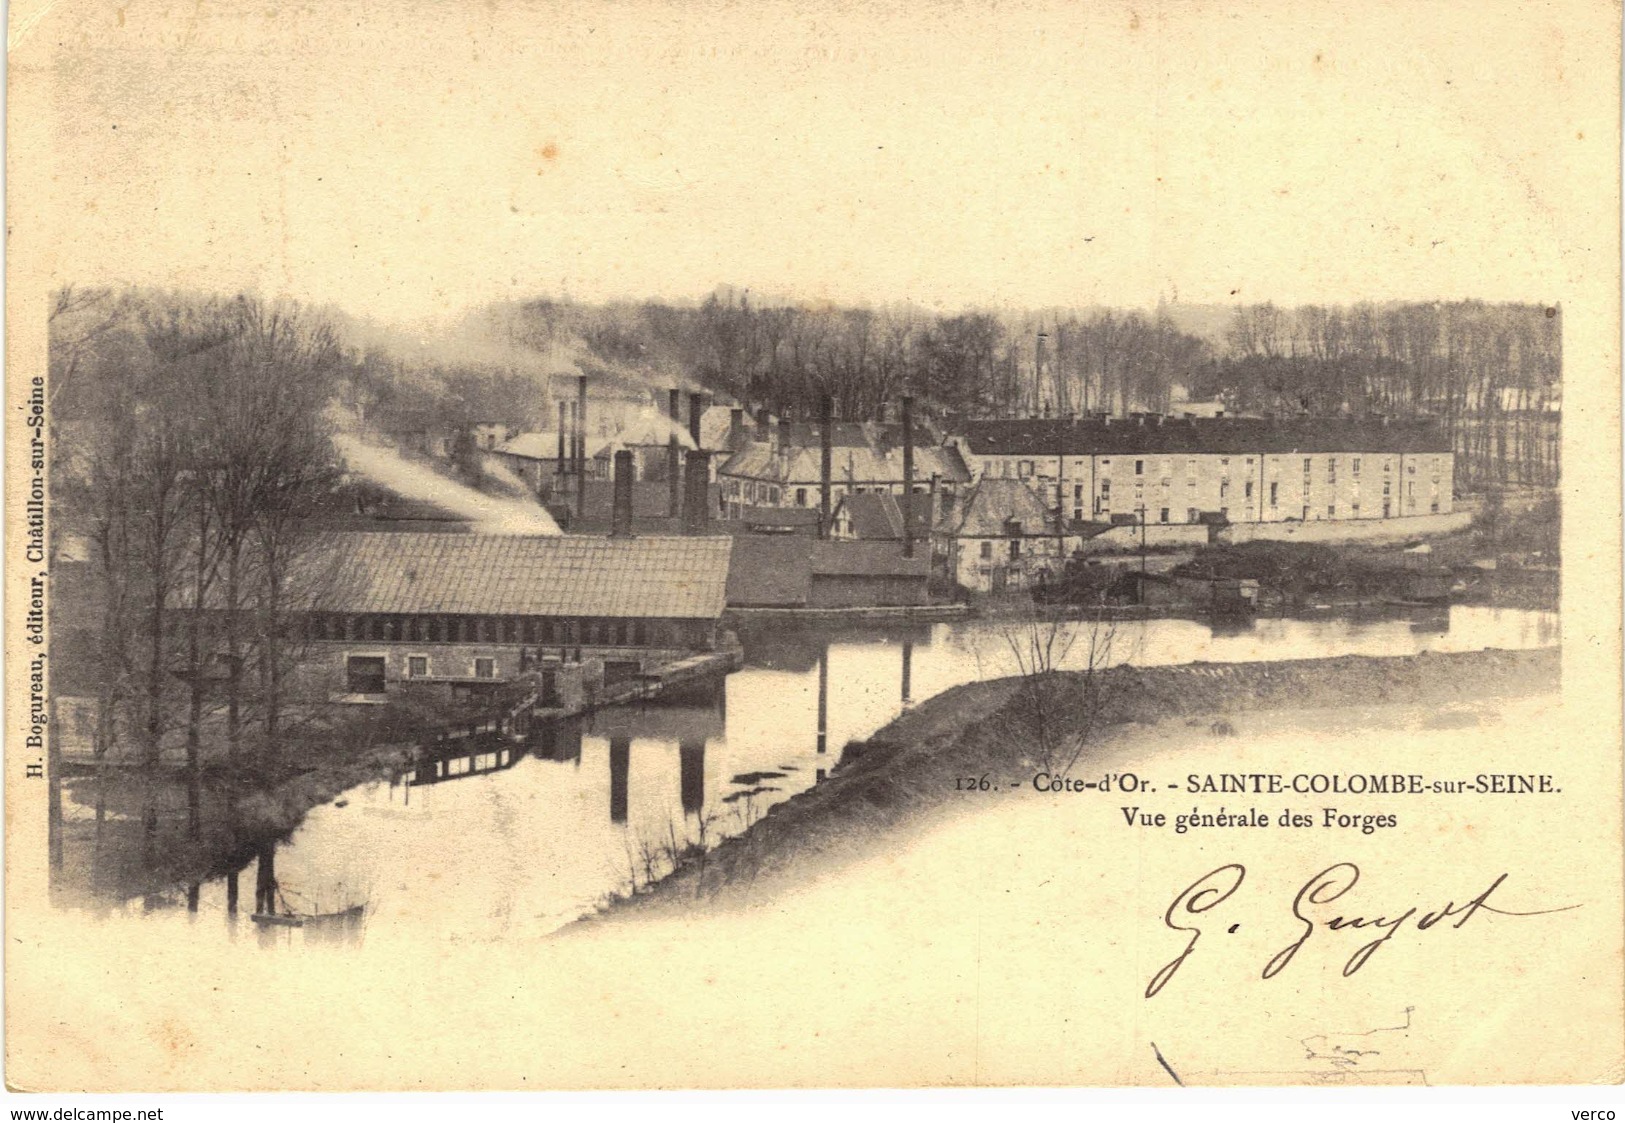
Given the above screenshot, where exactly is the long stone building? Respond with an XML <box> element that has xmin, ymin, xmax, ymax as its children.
<box><xmin>291</xmin><ymin>533</ymin><xmax>733</xmax><ymax>699</ymax></box>
<box><xmin>948</xmin><ymin>417</ymin><xmax>1454</xmax><ymax>527</ymax></box>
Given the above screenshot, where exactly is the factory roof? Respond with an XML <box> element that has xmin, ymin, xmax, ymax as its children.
<box><xmin>719</xmin><ymin>441</ymin><xmax>971</xmax><ymax>485</ymax></box>
<box><xmin>302</xmin><ymin>533</ymin><xmax>733</xmax><ymax>619</ymax></box>
<box><xmin>954</xmin><ymin>417</ymin><xmax>1452</xmax><ymax>457</ymax></box>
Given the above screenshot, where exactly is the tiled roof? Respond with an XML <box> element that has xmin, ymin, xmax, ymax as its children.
<box><xmin>833</xmin><ymin>492</ymin><xmax>932</xmax><ymax>541</ymax></box>
<box><xmin>741</xmin><ymin>505</ymin><xmax>822</xmax><ymax>528</ymax></box>
<box><xmin>314</xmin><ymin>533</ymin><xmax>732</xmax><ymax>619</ymax></box>
<box><xmin>497</xmin><ymin>432</ymin><xmax>615</xmax><ymax>461</ymax></box>
<box><xmin>810</xmin><ymin>541</ymin><xmax>930</xmax><ymax>578</ymax></box>
<box><xmin>956</xmin><ymin>417</ymin><xmax>1452</xmax><ymax>457</ymax></box>
<box><xmin>719</xmin><ymin>442</ymin><xmax>971</xmax><ymax>485</ymax></box>
<box><xmin>726</xmin><ymin>536</ymin><xmax>813</xmax><ymax>606</ymax></box>
<box><xmin>947</xmin><ymin>478</ymin><xmax>1057</xmax><ymax>538</ymax></box>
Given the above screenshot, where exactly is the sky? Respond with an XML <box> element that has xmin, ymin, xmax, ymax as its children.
<box><xmin>16</xmin><ymin>0</ymin><xmax>1615</xmax><ymax>327</ymax></box>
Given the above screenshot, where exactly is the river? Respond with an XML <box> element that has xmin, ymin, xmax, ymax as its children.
<box><xmin>50</xmin><ymin>605</ymin><xmax>1558</xmax><ymax>948</ymax></box>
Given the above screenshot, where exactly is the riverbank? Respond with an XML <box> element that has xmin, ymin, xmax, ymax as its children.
<box><xmin>574</xmin><ymin>645</ymin><xmax>1560</xmax><ymax>928</ymax></box>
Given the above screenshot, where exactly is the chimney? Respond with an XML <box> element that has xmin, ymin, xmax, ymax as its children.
<box><xmin>901</xmin><ymin>395</ymin><xmax>916</xmax><ymax>559</ymax></box>
<box><xmin>756</xmin><ymin>407</ymin><xmax>772</xmax><ymax>443</ymax></box>
<box><xmin>729</xmin><ymin>407</ymin><xmax>745</xmax><ymax>449</ymax></box>
<box><xmin>611</xmin><ymin>450</ymin><xmax>635</xmax><ymax>538</ymax></box>
<box><xmin>688</xmin><ymin>391</ymin><xmax>704</xmax><ymax>448</ymax></box>
<box><xmin>556</xmin><ymin>400</ymin><xmax>567</xmax><ymax>470</ymax></box>
<box><xmin>683</xmin><ymin>450</ymin><xmax>712</xmax><ymax>535</ymax></box>
<box><xmin>575</xmin><ymin>375</ymin><xmax>588</xmax><ymax>518</ymax></box>
<box><xmin>777</xmin><ymin>417</ymin><xmax>792</xmax><ymax>452</ymax></box>
<box><xmin>667</xmin><ymin>388</ymin><xmax>682</xmax><ymax>518</ymax></box>
<box><xmin>819</xmin><ymin>394</ymin><xmax>834</xmax><ymax>539</ymax></box>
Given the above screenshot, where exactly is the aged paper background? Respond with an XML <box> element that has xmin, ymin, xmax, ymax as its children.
<box><xmin>6</xmin><ymin>0</ymin><xmax>1621</xmax><ymax>1091</ymax></box>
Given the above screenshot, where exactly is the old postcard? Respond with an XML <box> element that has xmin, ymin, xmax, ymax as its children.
<box><xmin>5</xmin><ymin>0</ymin><xmax>1620</xmax><ymax>1093</ymax></box>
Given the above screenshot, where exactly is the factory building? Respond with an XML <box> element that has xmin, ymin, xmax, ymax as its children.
<box><xmin>948</xmin><ymin>417</ymin><xmax>1454</xmax><ymax>526</ymax></box>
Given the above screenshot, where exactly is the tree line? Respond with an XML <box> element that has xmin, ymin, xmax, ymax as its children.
<box><xmin>473</xmin><ymin>292</ymin><xmax>1559</xmax><ymax>488</ymax></box>
<box><xmin>1193</xmin><ymin>300</ymin><xmax>1560</xmax><ymax>487</ymax></box>
<box><xmin>51</xmin><ymin>288</ymin><xmax>346</xmax><ymax>768</ymax></box>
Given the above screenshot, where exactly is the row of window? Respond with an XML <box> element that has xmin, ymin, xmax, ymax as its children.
<box><xmin>309</xmin><ymin>613</ymin><xmax>709</xmax><ymax>648</ymax></box>
<box><xmin>985</xmin><ymin>455</ymin><xmax>1446</xmax><ymax>479</ymax></box>
<box><xmin>343</xmin><ymin>654</ymin><xmax>497</xmax><ymax>695</ymax></box>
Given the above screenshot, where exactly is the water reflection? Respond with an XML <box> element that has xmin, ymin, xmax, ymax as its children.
<box><xmin>51</xmin><ymin>605</ymin><xmax>1558</xmax><ymax>947</ymax></box>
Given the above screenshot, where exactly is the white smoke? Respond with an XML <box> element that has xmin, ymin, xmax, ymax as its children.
<box><xmin>334</xmin><ymin>432</ymin><xmax>561</xmax><ymax>536</ymax></box>
<box><xmin>478</xmin><ymin>454</ymin><xmax>533</xmax><ymax>498</ymax></box>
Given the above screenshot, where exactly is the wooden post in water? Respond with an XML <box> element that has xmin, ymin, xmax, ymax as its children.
<box><xmin>901</xmin><ymin>640</ymin><xmax>913</xmax><ymax>706</ymax></box>
<box><xmin>609</xmin><ymin>736</ymin><xmax>630</xmax><ymax>824</ymax></box>
<box><xmin>816</xmin><ymin>644</ymin><xmax>829</xmax><ymax>754</ymax></box>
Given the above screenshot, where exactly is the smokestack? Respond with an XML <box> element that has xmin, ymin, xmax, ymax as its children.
<box><xmin>668</xmin><ymin>388</ymin><xmax>682</xmax><ymax>518</ymax></box>
<box><xmin>729</xmin><ymin>408</ymin><xmax>745</xmax><ymax>449</ymax></box>
<box><xmin>575</xmin><ymin>375</ymin><xmax>588</xmax><ymax>518</ymax></box>
<box><xmin>611</xmin><ymin>450</ymin><xmax>634</xmax><ymax>538</ymax></box>
<box><xmin>688</xmin><ymin>391</ymin><xmax>704</xmax><ymax>448</ymax></box>
<box><xmin>755</xmin><ymin>407</ymin><xmax>771</xmax><ymax>443</ymax></box>
<box><xmin>557</xmin><ymin>400</ymin><xmax>567</xmax><ymax>474</ymax></box>
<box><xmin>901</xmin><ymin>395</ymin><xmax>916</xmax><ymax>559</ymax></box>
<box><xmin>683</xmin><ymin>450</ymin><xmax>711</xmax><ymax>535</ymax></box>
<box><xmin>820</xmin><ymin>394</ymin><xmax>834</xmax><ymax>539</ymax></box>
<box><xmin>777</xmin><ymin>417</ymin><xmax>792</xmax><ymax>452</ymax></box>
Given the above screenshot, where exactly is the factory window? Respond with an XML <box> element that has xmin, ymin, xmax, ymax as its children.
<box><xmin>345</xmin><ymin>656</ymin><xmax>386</xmax><ymax>695</ymax></box>
<box><xmin>1018</xmin><ymin>461</ymin><xmax>1034</xmax><ymax>479</ymax></box>
<box><xmin>1303</xmin><ymin>458</ymin><xmax>1312</xmax><ymax>474</ymax></box>
<box><xmin>1352</xmin><ymin>502</ymin><xmax>1361</xmax><ymax>517</ymax></box>
<box><xmin>1219</xmin><ymin>481</ymin><xmax>1229</xmax><ymax>500</ymax></box>
<box><xmin>474</xmin><ymin>658</ymin><xmax>496</xmax><ymax>679</ymax></box>
<box><xmin>1328</xmin><ymin>504</ymin><xmax>1336</xmax><ymax>518</ymax></box>
<box><xmin>407</xmin><ymin>656</ymin><xmax>428</xmax><ymax>679</ymax></box>
<box><xmin>1134</xmin><ymin>459</ymin><xmax>1144</xmax><ymax>475</ymax></box>
<box><xmin>1187</xmin><ymin>508</ymin><xmax>1199</xmax><ymax>523</ymax></box>
<box><xmin>1383</xmin><ymin>480</ymin><xmax>1392</xmax><ymax>497</ymax></box>
<box><xmin>1009</xmin><ymin>539</ymin><xmax>1021</xmax><ymax>560</ymax></box>
<box><xmin>1186</xmin><ymin>459</ymin><xmax>1196</xmax><ymax>476</ymax></box>
<box><xmin>1073</xmin><ymin>484</ymin><xmax>1083</xmax><ymax>502</ymax></box>
<box><xmin>1269</xmin><ymin>482</ymin><xmax>1278</xmax><ymax>505</ymax></box>
<box><xmin>1100</xmin><ymin>479</ymin><xmax>1111</xmax><ymax>498</ymax></box>
<box><xmin>1244</xmin><ymin>481</ymin><xmax>1254</xmax><ymax>499</ymax></box>
<box><xmin>796</xmin><ymin>488</ymin><xmax>807</xmax><ymax>506</ymax></box>
<box><xmin>1431</xmin><ymin>499</ymin><xmax>1440</xmax><ymax>513</ymax></box>
<box><xmin>1352</xmin><ymin>458</ymin><xmax>1361</xmax><ymax>476</ymax></box>
<box><xmin>1384</xmin><ymin>458</ymin><xmax>1393</xmax><ymax>472</ymax></box>
<box><xmin>980</xmin><ymin>541</ymin><xmax>993</xmax><ymax>560</ymax></box>
<box><xmin>1159</xmin><ymin>507</ymin><xmax>1170</xmax><ymax>523</ymax></box>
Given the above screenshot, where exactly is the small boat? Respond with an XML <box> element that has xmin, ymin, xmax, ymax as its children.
<box><xmin>251</xmin><ymin>903</ymin><xmax>365</xmax><ymax>929</ymax></box>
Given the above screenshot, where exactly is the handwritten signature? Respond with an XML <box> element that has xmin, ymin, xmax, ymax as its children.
<box><xmin>1146</xmin><ymin>863</ymin><xmax>1579</xmax><ymax>998</ymax></box>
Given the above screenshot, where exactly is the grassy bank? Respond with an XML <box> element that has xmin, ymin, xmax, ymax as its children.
<box><xmin>576</xmin><ymin>646</ymin><xmax>1560</xmax><ymax>927</ymax></box>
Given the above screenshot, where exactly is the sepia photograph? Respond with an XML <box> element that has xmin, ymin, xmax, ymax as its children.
<box><xmin>5</xmin><ymin>0</ymin><xmax>1620</xmax><ymax>1101</ymax></box>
